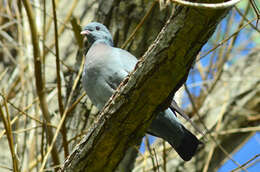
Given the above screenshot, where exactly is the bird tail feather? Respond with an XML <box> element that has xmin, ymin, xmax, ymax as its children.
<box><xmin>148</xmin><ymin>109</ymin><xmax>202</xmax><ymax>161</ymax></box>
<box><xmin>172</xmin><ymin>125</ymin><xmax>202</xmax><ymax>161</ymax></box>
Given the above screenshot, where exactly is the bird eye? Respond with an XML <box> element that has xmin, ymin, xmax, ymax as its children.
<box><xmin>96</xmin><ymin>26</ymin><xmax>100</xmax><ymax>30</ymax></box>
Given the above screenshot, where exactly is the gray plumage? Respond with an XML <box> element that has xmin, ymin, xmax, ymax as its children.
<box><xmin>81</xmin><ymin>22</ymin><xmax>201</xmax><ymax>161</ymax></box>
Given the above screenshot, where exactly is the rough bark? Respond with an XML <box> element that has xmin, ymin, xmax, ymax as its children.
<box><xmin>60</xmin><ymin>3</ymin><xmax>230</xmax><ymax>172</ymax></box>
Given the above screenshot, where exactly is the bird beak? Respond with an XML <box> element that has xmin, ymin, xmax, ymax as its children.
<box><xmin>80</xmin><ymin>30</ymin><xmax>90</xmax><ymax>35</ymax></box>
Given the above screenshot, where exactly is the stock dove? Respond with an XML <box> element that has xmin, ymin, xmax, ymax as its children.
<box><xmin>81</xmin><ymin>22</ymin><xmax>201</xmax><ymax>161</ymax></box>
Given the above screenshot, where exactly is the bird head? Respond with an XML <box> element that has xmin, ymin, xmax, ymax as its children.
<box><xmin>81</xmin><ymin>22</ymin><xmax>113</xmax><ymax>46</ymax></box>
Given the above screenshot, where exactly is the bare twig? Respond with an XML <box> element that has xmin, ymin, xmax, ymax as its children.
<box><xmin>121</xmin><ymin>0</ymin><xmax>157</xmax><ymax>49</ymax></box>
<box><xmin>249</xmin><ymin>0</ymin><xmax>260</xmax><ymax>26</ymax></box>
<box><xmin>43</xmin><ymin>0</ymin><xmax>79</xmax><ymax>56</ymax></box>
<box><xmin>231</xmin><ymin>154</ymin><xmax>260</xmax><ymax>172</ymax></box>
<box><xmin>145</xmin><ymin>136</ymin><xmax>157</xmax><ymax>172</ymax></box>
<box><xmin>198</xmin><ymin>18</ymin><xmax>256</xmax><ymax>61</ymax></box>
<box><xmin>170</xmin><ymin>0</ymin><xmax>241</xmax><ymax>9</ymax></box>
<box><xmin>162</xmin><ymin>141</ymin><xmax>167</xmax><ymax>172</ymax></box>
<box><xmin>235</xmin><ymin>7</ymin><xmax>260</xmax><ymax>33</ymax></box>
<box><xmin>203</xmin><ymin>95</ymin><xmax>229</xmax><ymax>172</ymax></box>
<box><xmin>184</xmin><ymin>84</ymin><xmax>248</xmax><ymax>172</ymax></box>
<box><xmin>52</xmin><ymin>0</ymin><xmax>69</xmax><ymax>157</ymax></box>
<box><xmin>0</xmin><ymin>95</ymin><xmax>19</xmax><ymax>172</ymax></box>
<box><xmin>0</xmin><ymin>93</ymin><xmax>56</xmax><ymax>131</ymax></box>
<box><xmin>213</xmin><ymin>126</ymin><xmax>260</xmax><ymax>136</ymax></box>
<box><xmin>39</xmin><ymin>49</ymin><xmax>85</xmax><ymax>172</ymax></box>
<box><xmin>21</xmin><ymin>0</ymin><xmax>60</xmax><ymax>168</ymax></box>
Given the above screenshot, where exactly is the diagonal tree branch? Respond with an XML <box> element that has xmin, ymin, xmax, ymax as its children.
<box><xmin>60</xmin><ymin>3</ymin><xmax>231</xmax><ymax>172</ymax></box>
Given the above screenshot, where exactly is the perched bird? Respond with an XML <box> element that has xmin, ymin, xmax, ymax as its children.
<box><xmin>81</xmin><ymin>22</ymin><xmax>201</xmax><ymax>161</ymax></box>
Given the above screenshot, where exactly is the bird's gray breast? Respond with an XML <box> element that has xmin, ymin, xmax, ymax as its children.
<box><xmin>82</xmin><ymin>56</ymin><xmax>115</xmax><ymax>109</ymax></box>
<box><xmin>82</xmin><ymin>44</ymin><xmax>137</xmax><ymax>110</ymax></box>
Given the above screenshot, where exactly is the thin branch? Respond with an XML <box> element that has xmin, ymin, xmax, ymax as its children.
<box><xmin>249</xmin><ymin>0</ymin><xmax>260</xmax><ymax>26</ymax></box>
<box><xmin>235</xmin><ymin>7</ymin><xmax>260</xmax><ymax>33</ymax></box>
<box><xmin>212</xmin><ymin>126</ymin><xmax>260</xmax><ymax>136</ymax></box>
<box><xmin>0</xmin><ymin>164</ymin><xmax>13</xmax><ymax>171</ymax></box>
<box><xmin>121</xmin><ymin>0</ymin><xmax>157</xmax><ymax>49</ymax></box>
<box><xmin>12</xmin><ymin>126</ymin><xmax>42</xmax><ymax>134</ymax></box>
<box><xmin>184</xmin><ymin>84</ymin><xmax>248</xmax><ymax>172</ymax></box>
<box><xmin>231</xmin><ymin>154</ymin><xmax>260</xmax><ymax>172</ymax></box>
<box><xmin>198</xmin><ymin>18</ymin><xmax>257</xmax><ymax>61</ymax></box>
<box><xmin>21</xmin><ymin>0</ymin><xmax>60</xmax><ymax>168</ymax></box>
<box><xmin>153</xmin><ymin>148</ymin><xmax>160</xmax><ymax>172</ymax></box>
<box><xmin>0</xmin><ymin>93</ymin><xmax>56</xmax><ymax>131</ymax></box>
<box><xmin>145</xmin><ymin>136</ymin><xmax>157</xmax><ymax>172</ymax></box>
<box><xmin>203</xmin><ymin>96</ymin><xmax>228</xmax><ymax>172</ymax></box>
<box><xmin>170</xmin><ymin>0</ymin><xmax>241</xmax><ymax>9</ymax></box>
<box><xmin>39</xmin><ymin>50</ymin><xmax>85</xmax><ymax>172</ymax></box>
<box><xmin>43</xmin><ymin>0</ymin><xmax>79</xmax><ymax>56</ymax></box>
<box><xmin>0</xmin><ymin>95</ymin><xmax>19</xmax><ymax>172</ymax></box>
<box><xmin>162</xmin><ymin>141</ymin><xmax>167</xmax><ymax>172</ymax></box>
<box><xmin>66</xmin><ymin>92</ymin><xmax>86</xmax><ymax>115</ymax></box>
<box><xmin>52</xmin><ymin>0</ymin><xmax>69</xmax><ymax>157</ymax></box>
